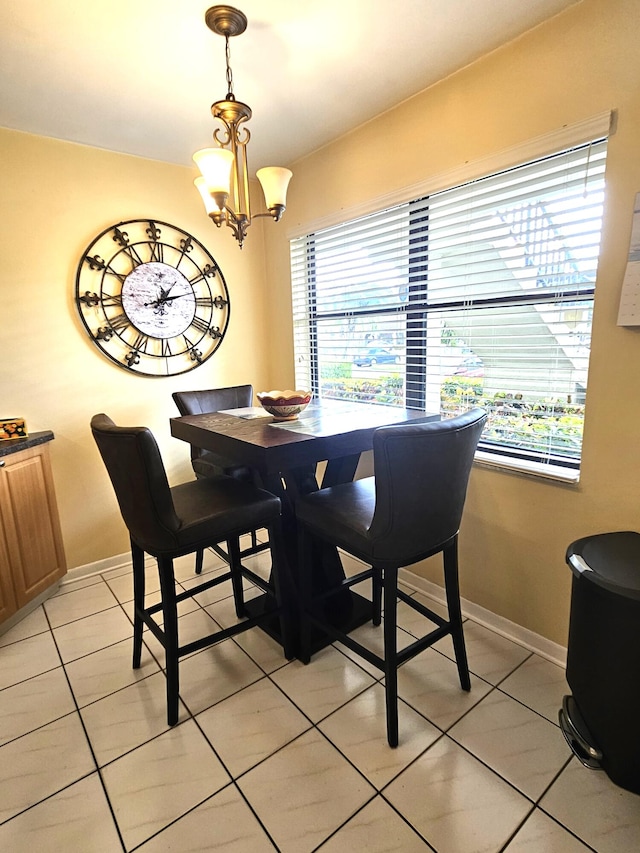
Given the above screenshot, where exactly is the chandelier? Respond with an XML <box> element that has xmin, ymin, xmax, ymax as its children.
<box><xmin>193</xmin><ymin>5</ymin><xmax>292</xmax><ymax>249</ymax></box>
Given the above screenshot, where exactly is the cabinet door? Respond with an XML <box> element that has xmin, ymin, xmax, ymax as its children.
<box><xmin>0</xmin><ymin>444</ymin><xmax>67</xmax><ymax>610</ymax></box>
<box><xmin>0</xmin><ymin>516</ymin><xmax>18</xmax><ymax>622</ymax></box>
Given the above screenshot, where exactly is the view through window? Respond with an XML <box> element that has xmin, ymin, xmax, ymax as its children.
<box><xmin>291</xmin><ymin>139</ymin><xmax>607</xmax><ymax>471</ymax></box>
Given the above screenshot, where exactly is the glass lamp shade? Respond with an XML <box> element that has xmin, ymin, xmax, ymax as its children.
<box><xmin>194</xmin><ymin>176</ymin><xmax>223</xmax><ymax>215</ymax></box>
<box><xmin>193</xmin><ymin>147</ymin><xmax>234</xmax><ymax>196</ymax></box>
<box><xmin>256</xmin><ymin>166</ymin><xmax>293</xmax><ymax>210</ymax></box>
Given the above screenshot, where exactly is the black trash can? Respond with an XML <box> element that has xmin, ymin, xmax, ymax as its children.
<box><xmin>560</xmin><ymin>531</ymin><xmax>640</xmax><ymax>795</ymax></box>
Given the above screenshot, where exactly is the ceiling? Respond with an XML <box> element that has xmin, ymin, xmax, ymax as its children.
<box><xmin>1</xmin><ymin>0</ymin><xmax>579</xmax><ymax>172</ymax></box>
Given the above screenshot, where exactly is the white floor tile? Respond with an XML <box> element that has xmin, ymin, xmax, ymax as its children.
<box><xmin>0</xmin><ymin>712</ymin><xmax>95</xmax><ymax>823</ymax></box>
<box><xmin>52</xmin><ymin>605</ymin><xmax>133</xmax><ymax>663</ymax></box>
<box><xmin>0</xmin><ymin>630</ymin><xmax>61</xmax><ymax>690</ymax></box>
<box><xmin>271</xmin><ymin>646</ymin><xmax>375</xmax><ymax>722</ymax></box>
<box><xmin>44</xmin><ymin>579</ymin><xmax>119</xmax><ymax>628</ymax></box>
<box><xmin>177</xmin><ymin>638</ymin><xmax>265</xmax><ymax>716</ymax></box>
<box><xmin>3</xmin><ymin>564</ymin><xmax>635</xmax><ymax>853</ymax></box>
<box><xmin>136</xmin><ymin>784</ymin><xmax>275</xmax><ymax>852</ymax></box>
<box><xmin>385</xmin><ymin>735</ymin><xmax>532</xmax><ymax>853</ymax></box>
<box><xmin>181</xmin><ymin>565</ymin><xmax>249</xmax><ymax>607</ymax></box>
<box><xmin>102</xmin><ymin>719</ymin><xmax>230</xmax><ymax>850</ymax></box>
<box><xmin>433</xmin><ymin>620</ymin><xmax>532</xmax><ymax>684</ymax></box>
<box><xmin>118</xmin><ymin>595</ymin><xmax>204</xmax><ymax>661</ymax></box>
<box><xmin>204</xmin><ymin>592</ymin><xmax>295</xmax><ymax>673</ymax></box>
<box><xmin>104</xmin><ymin>563</ymin><xmax>161</xmax><ymax>604</ymax></box>
<box><xmin>80</xmin><ymin>670</ymin><xmax>186</xmax><ymax>766</ymax></box>
<box><xmin>0</xmin><ymin>605</ymin><xmax>49</xmax><ymax>647</ymax></box>
<box><xmin>0</xmin><ymin>773</ymin><xmax>122</xmax><ymax>853</ymax></box>
<box><xmin>64</xmin><ymin>635</ymin><xmax>160</xmax><ymax>708</ymax></box>
<box><xmin>448</xmin><ymin>688</ymin><xmax>570</xmax><ymax>800</ymax></box>
<box><xmin>504</xmin><ymin>808</ymin><xmax>593</xmax><ymax>852</ymax></box>
<box><xmin>499</xmin><ymin>653</ymin><xmax>569</xmax><ymax>723</ymax></box>
<box><xmin>540</xmin><ymin>758</ymin><xmax>640</xmax><ymax>853</ymax></box>
<box><xmin>396</xmin><ymin>592</ymin><xmax>450</xmax><ymax>636</ymax></box>
<box><xmin>0</xmin><ymin>666</ymin><xmax>76</xmax><ymax>746</ymax></box>
<box><xmin>333</xmin><ymin>620</ymin><xmax>415</xmax><ymax>678</ymax></box>
<box><xmin>228</xmin><ymin>624</ymin><xmax>292</xmax><ymax>674</ymax></box>
<box><xmin>196</xmin><ymin>677</ymin><xmax>311</xmax><ymax>777</ymax></box>
<box><xmin>396</xmin><ymin>648</ymin><xmax>492</xmax><ymax>730</ymax></box>
<box><xmin>318</xmin><ymin>795</ymin><xmax>433</xmax><ymax>851</ymax></box>
<box><xmin>238</xmin><ymin>728</ymin><xmax>375</xmax><ymax>853</ymax></box>
<box><xmin>319</xmin><ymin>682</ymin><xmax>441</xmax><ymax>789</ymax></box>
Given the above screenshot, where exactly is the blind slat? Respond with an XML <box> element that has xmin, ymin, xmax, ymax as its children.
<box><xmin>290</xmin><ymin>139</ymin><xmax>607</xmax><ymax>469</ymax></box>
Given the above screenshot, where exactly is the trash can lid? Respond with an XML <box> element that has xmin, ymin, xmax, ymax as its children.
<box><xmin>566</xmin><ymin>531</ymin><xmax>640</xmax><ymax>600</ymax></box>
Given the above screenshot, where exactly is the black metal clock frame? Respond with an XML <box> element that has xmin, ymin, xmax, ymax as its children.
<box><xmin>75</xmin><ymin>219</ymin><xmax>230</xmax><ymax>377</ymax></box>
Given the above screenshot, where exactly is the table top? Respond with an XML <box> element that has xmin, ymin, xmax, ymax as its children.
<box><xmin>170</xmin><ymin>399</ymin><xmax>439</xmax><ymax>475</ymax></box>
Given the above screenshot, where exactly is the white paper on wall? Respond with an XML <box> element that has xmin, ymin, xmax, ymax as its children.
<box><xmin>617</xmin><ymin>191</ymin><xmax>640</xmax><ymax>326</ymax></box>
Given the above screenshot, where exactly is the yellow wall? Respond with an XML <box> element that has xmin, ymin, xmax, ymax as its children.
<box><xmin>0</xmin><ymin>131</ymin><xmax>273</xmax><ymax>567</ymax></box>
<box><xmin>263</xmin><ymin>0</ymin><xmax>640</xmax><ymax>645</ymax></box>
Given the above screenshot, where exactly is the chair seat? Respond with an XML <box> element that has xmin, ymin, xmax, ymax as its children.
<box><xmin>168</xmin><ymin>477</ymin><xmax>280</xmax><ymax>554</ymax></box>
<box><xmin>297</xmin><ymin>476</ymin><xmax>455</xmax><ymax>569</ymax></box>
<box><xmin>296</xmin><ymin>478</ymin><xmax>375</xmax><ymax>557</ymax></box>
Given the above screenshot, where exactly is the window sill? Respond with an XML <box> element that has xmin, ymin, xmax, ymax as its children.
<box><xmin>474</xmin><ymin>450</ymin><xmax>580</xmax><ymax>484</ymax></box>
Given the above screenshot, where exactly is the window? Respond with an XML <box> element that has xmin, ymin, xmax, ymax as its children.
<box><xmin>291</xmin><ymin>137</ymin><xmax>607</xmax><ymax>476</ymax></box>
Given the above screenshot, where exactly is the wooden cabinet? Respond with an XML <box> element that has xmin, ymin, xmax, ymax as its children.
<box><xmin>0</xmin><ymin>433</ymin><xmax>67</xmax><ymax>624</ymax></box>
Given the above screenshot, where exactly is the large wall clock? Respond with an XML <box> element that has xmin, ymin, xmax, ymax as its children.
<box><xmin>75</xmin><ymin>219</ymin><xmax>230</xmax><ymax>376</ymax></box>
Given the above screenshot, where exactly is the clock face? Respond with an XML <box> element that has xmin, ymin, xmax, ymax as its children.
<box><xmin>75</xmin><ymin>219</ymin><xmax>230</xmax><ymax>376</ymax></box>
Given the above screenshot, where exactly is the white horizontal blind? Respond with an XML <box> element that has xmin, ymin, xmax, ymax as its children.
<box><xmin>291</xmin><ymin>138</ymin><xmax>607</xmax><ymax>469</ymax></box>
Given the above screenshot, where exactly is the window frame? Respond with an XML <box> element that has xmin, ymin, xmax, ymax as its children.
<box><xmin>289</xmin><ymin>116</ymin><xmax>611</xmax><ymax>482</ymax></box>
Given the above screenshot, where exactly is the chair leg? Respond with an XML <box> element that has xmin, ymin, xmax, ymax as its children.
<box><xmin>158</xmin><ymin>556</ymin><xmax>180</xmax><ymax>726</ymax></box>
<box><xmin>195</xmin><ymin>548</ymin><xmax>204</xmax><ymax>574</ymax></box>
<box><xmin>383</xmin><ymin>565</ymin><xmax>399</xmax><ymax>747</ymax></box>
<box><xmin>372</xmin><ymin>566</ymin><xmax>382</xmax><ymax>626</ymax></box>
<box><xmin>131</xmin><ymin>539</ymin><xmax>145</xmax><ymax>669</ymax></box>
<box><xmin>228</xmin><ymin>537</ymin><xmax>247</xmax><ymax>618</ymax></box>
<box><xmin>298</xmin><ymin>526</ymin><xmax>314</xmax><ymax>665</ymax></box>
<box><xmin>443</xmin><ymin>536</ymin><xmax>471</xmax><ymax>692</ymax></box>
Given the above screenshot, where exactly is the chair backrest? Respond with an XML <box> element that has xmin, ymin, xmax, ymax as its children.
<box><xmin>172</xmin><ymin>386</ymin><xmax>254</xmax><ymax>460</ymax></box>
<box><xmin>91</xmin><ymin>413</ymin><xmax>180</xmax><ymax>553</ymax></box>
<box><xmin>368</xmin><ymin>408</ymin><xmax>487</xmax><ymax>564</ymax></box>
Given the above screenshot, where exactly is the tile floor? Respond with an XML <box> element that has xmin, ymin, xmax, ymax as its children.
<box><xmin>1</xmin><ymin>542</ymin><xmax>639</xmax><ymax>852</ymax></box>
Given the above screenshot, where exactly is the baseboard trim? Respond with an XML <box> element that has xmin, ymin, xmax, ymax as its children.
<box><xmin>63</xmin><ymin>553</ymin><xmax>132</xmax><ymax>584</ymax></box>
<box><xmin>399</xmin><ymin>568</ymin><xmax>567</xmax><ymax>668</ymax></box>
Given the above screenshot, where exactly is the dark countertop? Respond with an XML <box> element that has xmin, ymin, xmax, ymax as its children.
<box><xmin>0</xmin><ymin>430</ymin><xmax>54</xmax><ymax>458</ymax></box>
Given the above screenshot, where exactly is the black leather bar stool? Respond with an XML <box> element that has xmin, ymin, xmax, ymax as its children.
<box><xmin>173</xmin><ymin>385</ymin><xmax>269</xmax><ymax>572</ymax></box>
<box><xmin>91</xmin><ymin>413</ymin><xmax>293</xmax><ymax>726</ymax></box>
<box><xmin>296</xmin><ymin>408</ymin><xmax>487</xmax><ymax>746</ymax></box>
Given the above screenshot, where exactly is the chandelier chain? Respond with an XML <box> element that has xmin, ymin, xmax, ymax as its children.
<box><xmin>225</xmin><ymin>35</ymin><xmax>234</xmax><ymax>98</ymax></box>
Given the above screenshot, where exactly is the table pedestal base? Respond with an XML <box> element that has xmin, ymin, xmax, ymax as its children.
<box><xmin>244</xmin><ymin>589</ymin><xmax>373</xmax><ymax>658</ymax></box>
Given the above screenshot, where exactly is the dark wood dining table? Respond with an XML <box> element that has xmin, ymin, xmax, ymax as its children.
<box><xmin>170</xmin><ymin>398</ymin><xmax>440</xmax><ymax>654</ymax></box>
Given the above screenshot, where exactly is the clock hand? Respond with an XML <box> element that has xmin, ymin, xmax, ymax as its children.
<box><xmin>160</xmin><ymin>292</ymin><xmax>191</xmax><ymax>303</ymax></box>
<box><xmin>144</xmin><ymin>291</ymin><xmax>190</xmax><ymax>309</ymax></box>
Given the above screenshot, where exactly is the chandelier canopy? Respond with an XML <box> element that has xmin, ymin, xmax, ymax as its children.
<box><xmin>193</xmin><ymin>5</ymin><xmax>292</xmax><ymax>248</ymax></box>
